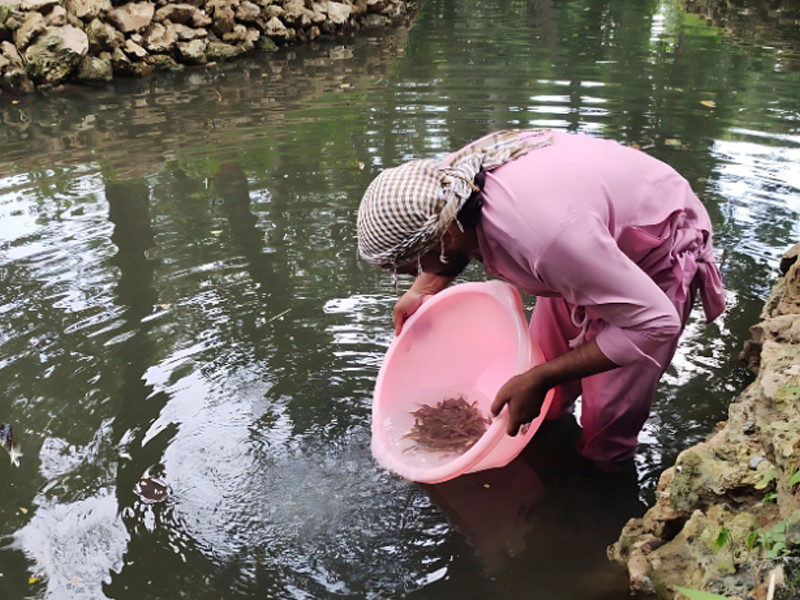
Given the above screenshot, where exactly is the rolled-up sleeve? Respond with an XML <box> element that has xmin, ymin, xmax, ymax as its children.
<box><xmin>534</xmin><ymin>213</ymin><xmax>681</xmax><ymax>368</ymax></box>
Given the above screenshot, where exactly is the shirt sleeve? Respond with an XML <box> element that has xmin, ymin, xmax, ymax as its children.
<box><xmin>533</xmin><ymin>212</ymin><xmax>681</xmax><ymax>367</ymax></box>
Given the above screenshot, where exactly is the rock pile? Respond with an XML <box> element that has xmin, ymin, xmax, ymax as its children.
<box><xmin>0</xmin><ymin>0</ymin><xmax>413</xmax><ymax>93</ymax></box>
<box><xmin>609</xmin><ymin>241</ymin><xmax>800</xmax><ymax>599</ymax></box>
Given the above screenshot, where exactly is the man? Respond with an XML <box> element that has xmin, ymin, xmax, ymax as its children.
<box><xmin>357</xmin><ymin>129</ymin><xmax>725</xmax><ymax>471</ymax></box>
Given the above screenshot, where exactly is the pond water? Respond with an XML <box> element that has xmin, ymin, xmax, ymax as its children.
<box><xmin>1</xmin><ymin>0</ymin><xmax>799</xmax><ymax>598</ymax></box>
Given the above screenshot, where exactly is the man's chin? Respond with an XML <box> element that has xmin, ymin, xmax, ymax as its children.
<box><xmin>431</xmin><ymin>254</ymin><xmax>470</xmax><ymax>278</ymax></box>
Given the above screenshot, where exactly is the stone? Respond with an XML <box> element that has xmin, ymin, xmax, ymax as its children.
<box><xmin>326</xmin><ymin>1</ymin><xmax>351</xmax><ymax>25</ymax></box>
<box><xmin>46</xmin><ymin>5</ymin><xmax>67</xmax><ymax>26</ymax></box>
<box><xmin>234</xmin><ymin>0</ymin><xmax>260</xmax><ymax>23</ymax></box>
<box><xmin>109</xmin><ymin>44</ymin><xmax>152</xmax><ymax>76</ymax></box>
<box><xmin>143</xmin><ymin>21</ymin><xmax>177</xmax><ymax>52</ymax></box>
<box><xmin>0</xmin><ymin>39</ymin><xmax>23</xmax><ymax>65</ymax></box>
<box><xmin>106</xmin><ymin>1</ymin><xmax>154</xmax><ymax>33</ymax></box>
<box><xmin>264</xmin><ymin>15</ymin><xmax>288</xmax><ymax>38</ymax></box>
<box><xmin>263</xmin><ymin>4</ymin><xmax>282</xmax><ymax>19</ymax></box>
<box><xmin>254</xmin><ymin>34</ymin><xmax>277</xmax><ymax>52</ymax></box>
<box><xmin>123</xmin><ymin>37</ymin><xmax>147</xmax><ymax>58</ymax></box>
<box><xmin>169</xmin><ymin>22</ymin><xmax>203</xmax><ymax>40</ymax></box>
<box><xmin>14</xmin><ymin>10</ymin><xmax>45</xmax><ymax>49</ymax></box>
<box><xmin>64</xmin><ymin>0</ymin><xmax>111</xmax><ymax>21</ymax></box>
<box><xmin>20</xmin><ymin>0</ymin><xmax>58</xmax><ymax>12</ymax></box>
<box><xmin>206</xmin><ymin>0</ymin><xmax>235</xmax><ymax>36</ymax></box>
<box><xmin>24</xmin><ymin>24</ymin><xmax>88</xmax><ymax>84</ymax></box>
<box><xmin>221</xmin><ymin>22</ymin><xmax>246</xmax><ymax>42</ymax></box>
<box><xmin>282</xmin><ymin>0</ymin><xmax>313</xmax><ymax>26</ymax></box>
<box><xmin>85</xmin><ymin>17</ymin><xmax>124</xmax><ymax>51</ymax></box>
<box><xmin>1</xmin><ymin>63</ymin><xmax>34</xmax><ymax>92</ymax></box>
<box><xmin>205</xmin><ymin>39</ymin><xmax>239</xmax><ymax>60</ymax></box>
<box><xmin>74</xmin><ymin>54</ymin><xmax>112</xmax><ymax>81</ymax></box>
<box><xmin>154</xmin><ymin>3</ymin><xmax>209</xmax><ymax>26</ymax></box>
<box><xmin>175</xmin><ymin>37</ymin><xmax>206</xmax><ymax>64</ymax></box>
<box><xmin>148</xmin><ymin>53</ymin><xmax>182</xmax><ymax>70</ymax></box>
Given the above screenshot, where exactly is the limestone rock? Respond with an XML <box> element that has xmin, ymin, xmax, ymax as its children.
<box><xmin>148</xmin><ymin>53</ymin><xmax>182</xmax><ymax>70</ymax></box>
<box><xmin>609</xmin><ymin>238</ymin><xmax>800</xmax><ymax>600</ymax></box>
<box><xmin>24</xmin><ymin>23</ymin><xmax>88</xmax><ymax>84</ymax></box>
<box><xmin>74</xmin><ymin>54</ymin><xmax>112</xmax><ymax>81</ymax></box>
<box><xmin>326</xmin><ymin>1</ymin><xmax>351</xmax><ymax>25</ymax></box>
<box><xmin>264</xmin><ymin>15</ymin><xmax>288</xmax><ymax>38</ymax></box>
<box><xmin>234</xmin><ymin>0</ymin><xmax>261</xmax><ymax>24</ymax></box>
<box><xmin>14</xmin><ymin>10</ymin><xmax>45</xmax><ymax>49</ymax></box>
<box><xmin>106</xmin><ymin>1</ymin><xmax>154</xmax><ymax>33</ymax></box>
<box><xmin>175</xmin><ymin>37</ymin><xmax>206</xmax><ymax>64</ymax></box>
<box><xmin>123</xmin><ymin>37</ymin><xmax>147</xmax><ymax>58</ymax></box>
<box><xmin>206</xmin><ymin>0</ymin><xmax>236</xmax><ymax>36</ymax></box>
<box><xmin>143</xmin><ymin>21</ymin><xmax>177</xmax><ymax>52</ymax></box>
<box><xmin>85</xmin><ymin>17</ymin><xmax>124</xmax><ymax>51</ymax></box>
<box><xmin>205</xmin><ymin>39</ymin><xmax>239</xmax><ymax>60</ymax></box>
<box><xmin>168</xmin><ymin>22</ymin><xmax>204</xmax><ymax>40</ymax></box>
<box><xmin>1</xmin><ymin>62</ymin><xmax>34</xmax><ymax>92</ymax></box>
<box><xmin>282</xmin><ymin>0</ymin><xmax>314</xmax><ymax>26</ymax></box>
<box><xmin>19</xmin><ymin>0</ymin><xmax>58</xmax><ymax>13</ymax></box>
<box><xmin>64</xmin><ymin>0</ymin><xmax>111</xmax><ymax>21</ymax></box>
<box><xmin>0</xmin><ymin>39</ymin><xmax>23</xmax><ymax>65</ymax></box>
<box><xmin>154</xmin><ymin>3</ymin><xmax>209</xmax><ymax>27</ymax></box>
<box><xmin>45</xmin><ymin>5</ymin><xmax>66</xmax><ymax>25</ymax></box>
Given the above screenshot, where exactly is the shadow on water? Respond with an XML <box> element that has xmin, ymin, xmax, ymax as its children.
<box><xmin>415</xmin><ymin>419</ymin><xmax>645</xmax><ymax>600</ymax></box>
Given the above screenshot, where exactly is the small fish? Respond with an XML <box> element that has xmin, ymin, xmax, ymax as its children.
<box><xmin>1</xmin><ymin>423</ymin><xmax>22</xmax><ymax>467</ymax></box>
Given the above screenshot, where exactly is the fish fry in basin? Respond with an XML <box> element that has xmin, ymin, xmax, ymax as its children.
<box><xmin>402</xmin><ymin>396</ymin><xmax>491</xmax><ymax>455</ymax></box>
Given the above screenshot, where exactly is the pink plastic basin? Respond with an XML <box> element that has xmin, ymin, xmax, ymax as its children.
<box><xmin>371</xmin><ymin>280</ymin><xmax>553</xmax><ymax>483</ymax></box>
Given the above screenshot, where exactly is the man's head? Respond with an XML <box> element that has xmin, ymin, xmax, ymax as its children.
<box><xmin>356</xmin><ymin>129</ymin><xmax>552</xmax><ymax>275</ymax></box>
<box><xmin>356</xmin><ymin>158</ymin><xmax>479</xmax><ymax>271</ymax></box>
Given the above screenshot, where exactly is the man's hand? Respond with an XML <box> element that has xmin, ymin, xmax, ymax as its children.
<box><xmin>491</xmin><ymin>338</ymin><xmax>619</xmax><ymax>435</ymax></box>
<box><xmin>392</xmin><ymin>271</ymin><xmax>454</xmax><ymax>335</ymax></box>
<box><xmin>491</xmin><ymin>369</ymin><xmax>551</xmax><ymax>436</ymax></box>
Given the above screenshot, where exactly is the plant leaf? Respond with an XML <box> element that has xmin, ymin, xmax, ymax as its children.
<box><xmin>715</xmin><ymin>526</ymin><xmax>729</xmax><ymax>548</ymax></box>
<box><xmin>675</xmin><ymin>586</ymin><xmax>733</xmax><ymax>600</ymax></box>
<box><xmin>789</xmin><ymin>469</ymin><xmax>800</xmax><ymax>487</ymax></box>
<box><xmin>756</xmin><ymin>470</ymin><xmax>776</xmax><ymax>490</ymax></box>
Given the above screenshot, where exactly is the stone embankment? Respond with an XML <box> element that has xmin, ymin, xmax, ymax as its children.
<box><xmin>609</xmin><ymin>241</ymin><xmax>800</xmax><ymax>600</ymax></box>
<box><xmin>0</xmin><ymin>0</ymin><xmax>413</xmax><ymax>93</ymax></box>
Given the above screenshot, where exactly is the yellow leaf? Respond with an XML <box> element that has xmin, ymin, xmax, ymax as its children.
<box><xmin>28</xmin><ymin>576</ymin><xmax>40</xmax><ymax>584</ymax></box>
<box><xmin>19</xmin><ymin>507</ymin><xmax>28</xmax><ymax>514</ymax></box>
<box><xmin>700</xmin><ymin>100</ymin><xmax>716</xmax><ymax>108</ymax></box>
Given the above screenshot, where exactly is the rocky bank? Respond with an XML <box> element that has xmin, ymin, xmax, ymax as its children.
<box><xmin>0</xmin><ymin>0</ymin><xmax>415</xmax><ymax>94</ymax></box>
<box><xmin>609</xmin><ymin>241</ymin><xmax>800</xmax><ymax>600</ymax></box>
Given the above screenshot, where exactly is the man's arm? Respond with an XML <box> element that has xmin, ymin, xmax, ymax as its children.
<box><xmin>490</xmin><ymin>338</ymin><xmax>618</xmax><ymax>435</ymax></box>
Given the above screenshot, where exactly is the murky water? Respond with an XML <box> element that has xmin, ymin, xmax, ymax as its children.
<box><xmin>1</xmin><ymin>1</ymin><xmax>799</xmax><ymax>598</ymax></box>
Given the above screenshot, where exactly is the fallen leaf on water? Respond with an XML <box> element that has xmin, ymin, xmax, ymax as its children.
<box><xmin>19</xmin><ymin>507</ymin><xmax>28</xmax><ymax>514</ymax></box>
<box><xmin>700</xmin><ymin>100</ymin><xmax>716</xmax><ymax>108</ymax></box>
<box><xmin>28</xmin><ymin>576</ymin><xmax>40</xmax><ymax>585</ymax></box>
<box><xmin>664</xmin><ymin>138</ymin><xmax>683</xmax><ymax>147</ymax></box>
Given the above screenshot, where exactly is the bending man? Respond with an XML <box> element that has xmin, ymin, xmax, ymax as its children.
<box><xmin>356</xmin><ymin>129</ymin><xmax>725</xmax><ymax>471</ymax></box>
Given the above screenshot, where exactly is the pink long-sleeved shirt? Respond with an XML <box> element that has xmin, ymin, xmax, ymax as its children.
<box><xmin>471</xmin><ymin>131</ymin><xmax>725</xmax><ymax>367</ymax></box>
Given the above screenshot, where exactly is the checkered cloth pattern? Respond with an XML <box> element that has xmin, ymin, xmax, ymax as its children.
<box><xmin>357</xmin><ymin>129</ymin><xmax>553</xmax><ymax>269</ymax></box>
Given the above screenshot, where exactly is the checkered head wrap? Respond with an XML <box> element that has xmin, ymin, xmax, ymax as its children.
<box><xmin>357</xmin><ymin>129</ymin><xmax>553</xmax><ymax>268</ymax></box>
